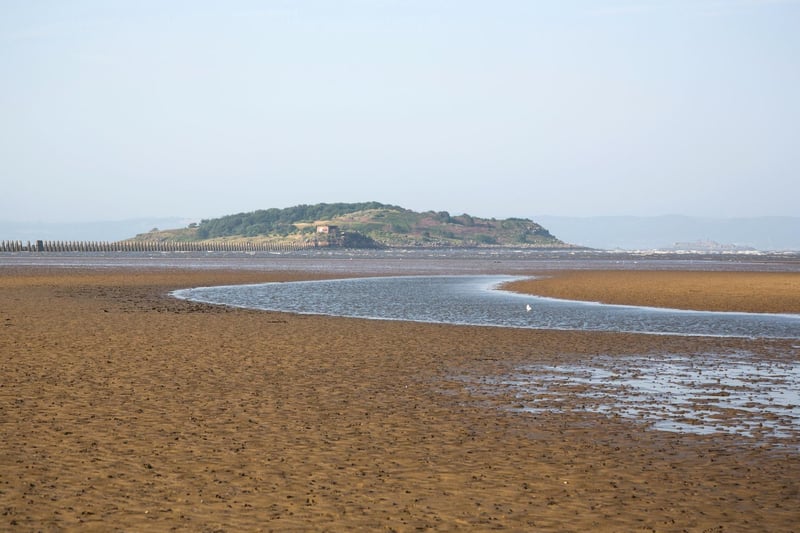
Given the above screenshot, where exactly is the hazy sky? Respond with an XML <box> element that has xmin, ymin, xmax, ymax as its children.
<box><xmin>1</xmin><ymin>0</ymin><xmax>798</xmax><ymax>223</ymax></box>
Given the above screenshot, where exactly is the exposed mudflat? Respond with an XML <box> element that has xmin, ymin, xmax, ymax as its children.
<box><xmin>1</xmin><ymin>266</ymin><xmax>798</xmax><ymax>531</ymax></box>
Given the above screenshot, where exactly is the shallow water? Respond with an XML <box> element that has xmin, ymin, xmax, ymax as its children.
<box><xmin>173</xmin><ymin>275</ymin><xmax>800</xmax><ymax>339</ymax></box>
<box><xmin>3</xmin><ymin>248</ymin><xmax>800</xmax><ymax>274</ymax></box>
<box><xmin>494</xmin><ymin>352</ymin><xmax>800</xmax><ymax>444</ymax></box>
<box><xmin>173</xmin><ymin>274</ymin><xmax>800</xmax><ymax>442</ymax></box>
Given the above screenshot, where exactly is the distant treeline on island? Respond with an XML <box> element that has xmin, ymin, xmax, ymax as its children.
<box><xmin>1</xmin><ymin>202</ymin><xmax>577</xmax><ymax>251</ymax></box>
<box><xmin>129</xmin><ymin>202</ymin><xmax>570</xmax><ymax>249</ymax></box>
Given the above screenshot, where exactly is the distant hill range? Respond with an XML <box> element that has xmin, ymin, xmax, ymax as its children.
<box><xmin>131</xmin><ymin>202</ymin><xmax>568</xmax><ymax>249</ymax></box>
<box><xmin>535</xmin><ymin>215</ymin><xmax>800</xmax><ymax>252</ymax></box>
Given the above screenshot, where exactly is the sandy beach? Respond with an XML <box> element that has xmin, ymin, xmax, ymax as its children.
<box><xmin>1</xmin><ymin>265</ymin><xmax>799</xmax><ymax>531</ymax></box>
<box><xmin>505</xmin><ymin>270</ymin><xmax>800</xmax><ymax>314</ymax></box>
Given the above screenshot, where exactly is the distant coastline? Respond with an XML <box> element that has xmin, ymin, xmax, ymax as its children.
<box><xmin>3</xmin><ymin>213</ymin><xmax>799</xmax><ymax>252</ymax></box>
<box><xmin>535</xmin><ymin>215</ymin><xmax>800</xmax><ymax>252</ymax></box>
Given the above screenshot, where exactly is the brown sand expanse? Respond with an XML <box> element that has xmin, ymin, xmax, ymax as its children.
<box><xmin>1</xmin><ymin>267</ymin><xmax>799</xmax><ymax>531</ymax></box>
<box><xmin>505</xmin><ymin>270</ymin><xmax>800</xmax><ymax>314</ymax></box>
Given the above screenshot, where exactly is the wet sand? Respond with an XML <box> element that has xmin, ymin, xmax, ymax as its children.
<box><xmin>505</xmin><ymin>270</ymin><xmax>800</xmax><ymax>314</ymax></box>
<box><xmin>1</xmin><ymin>266</ymin><xmax>799</xmax><ymax>531</ymax></box>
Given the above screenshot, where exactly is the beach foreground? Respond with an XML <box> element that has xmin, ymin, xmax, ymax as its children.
<box><xmin>1</xmin><ymin>267</ymin><xmax>798</xmax><ymax>531</ymax></box>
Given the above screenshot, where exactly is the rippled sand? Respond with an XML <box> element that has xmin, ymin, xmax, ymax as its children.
<box><xmin>1</xmin><ymin>266</ymin><xmax>798</xmax><ymax>531</ymax></box>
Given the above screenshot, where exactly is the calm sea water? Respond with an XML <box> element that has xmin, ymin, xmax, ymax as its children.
<box><xmin>3</xmin><ymin>247</ymin><xmax>800</xmax><ymax>274</ymax></box>
<box><xmin>173</xmin><ymin>274</ymin><xmax>800</xmax><ymax>339</ymax></box>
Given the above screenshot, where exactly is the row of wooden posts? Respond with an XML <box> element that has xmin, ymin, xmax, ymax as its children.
<box><xmin>0</xmin><ymin>240</ymin><xmax>319</xmax><ymax>253</ymax></box>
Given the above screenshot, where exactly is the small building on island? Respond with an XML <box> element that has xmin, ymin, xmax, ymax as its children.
<box><xmin>316</xmin><ymin>225</ymin><xmax>339</xmax><ymax>236</ymax></box>
<box><xmin>315</xmin><ymin>225</ymin><xmax>342</xmax><ymax>247</ymax></box>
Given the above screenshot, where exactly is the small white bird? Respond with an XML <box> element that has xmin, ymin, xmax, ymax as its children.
<box><xmin>526</xmin><ymin>304</ymin><xmax>532</xmax><ymax>312</ymax></box>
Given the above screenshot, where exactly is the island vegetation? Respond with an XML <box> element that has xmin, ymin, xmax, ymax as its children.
<box><xmin>129</xmin><ymin>202</ymin><xmax>570</xmax><ymax>249</ymax></box>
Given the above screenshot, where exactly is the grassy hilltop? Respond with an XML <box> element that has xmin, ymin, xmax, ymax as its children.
<box><xmin>130</xmin><ymin>202</ymin><xmax>569</xmax><ymax>248</ymax></box>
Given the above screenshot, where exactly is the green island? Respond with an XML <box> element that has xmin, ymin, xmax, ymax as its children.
<box><xmin>129</xmin><ymin>202</ymin><xmax>572</xmax><ymax>249</ymax></box>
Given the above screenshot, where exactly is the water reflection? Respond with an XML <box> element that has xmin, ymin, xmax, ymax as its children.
<box><xmin>497</xmin><ymin>353</ymin><xmax>800</xmax><ymax>443</ymax></box>
<box><xmin>173</xmin><ymin>275</ymin><xmax>800</xmax><ymax>339</ymax></box>
<box><xmin>171</xmin><ymin>274</ymin><xmax>800</xmax><ymax>442</ymax></box>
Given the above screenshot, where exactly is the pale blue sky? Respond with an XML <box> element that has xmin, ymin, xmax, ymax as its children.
<box><xmin>1</xmin><ymin>0</ymin><xmax>798</xmax><ymax>222</ymax></box>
